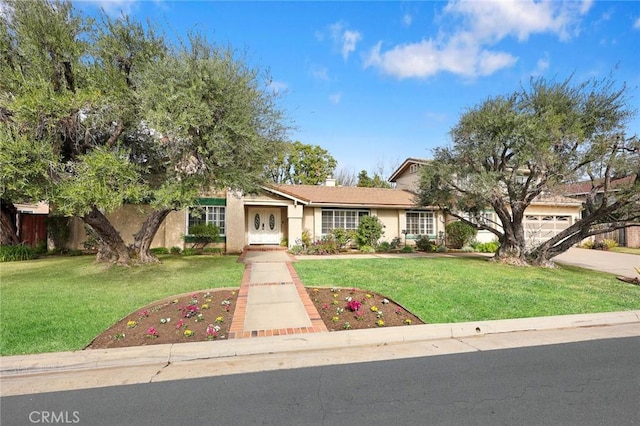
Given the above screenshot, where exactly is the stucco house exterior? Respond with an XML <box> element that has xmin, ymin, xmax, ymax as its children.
<box><xmin>67</xmin><ymin>179</ymin><xmax>443</xmax><ymax>252</ymax></box>
<box><xmin>64</xmin><ymin>157</ymin><xmax>590</xmax><ymax>252</ymax></box>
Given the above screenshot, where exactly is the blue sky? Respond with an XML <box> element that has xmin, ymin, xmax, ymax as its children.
<box><xmin>74</xmin><ymin>0</ymin><xmax>640</xmax><ymax>176</ymax></box>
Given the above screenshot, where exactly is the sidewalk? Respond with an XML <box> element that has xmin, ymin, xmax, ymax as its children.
<box><xmin>2</xmin><ymin>312</ymin><xmax>638</xmax><ymax>396</ymax></box>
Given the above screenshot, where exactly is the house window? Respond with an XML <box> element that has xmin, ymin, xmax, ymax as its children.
<box><xmin>188</xmin><ymin>206</ymin><xmax>226</xmax><ymax>236</ymax></box>
<box><xmin>406</xmin><ymin>211</ymin><xmax>434</xmax><ymax>236</ymax></box>
<box><xmin>321</xmin><ymin>209</ymin><xmax>369</xmax><ymax>234</ymax></box>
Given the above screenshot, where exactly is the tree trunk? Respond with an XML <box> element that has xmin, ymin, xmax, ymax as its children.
<box><xmin>0</xmin><ymin>199</ymin><xmax>20</xmax><ymax>245</ymax></box>
<box><xmin>83</xmin><ymin>206</ymin><xmax>131</xmax><ymax>265</ymax></box>
<box><xmin>494</xmin><ymin>220</ymin><xmax>528</xmax><ymax>266</ymax></box>
<box><xmin>131</xmin><ymin>208</ymin><xmax>172</xmax><ymax>264</ymax></box>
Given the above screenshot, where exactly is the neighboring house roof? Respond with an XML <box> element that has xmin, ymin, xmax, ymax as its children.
<box><xmin>266</xmin><ymin>184</ymin><xmax>428</xmax><ymax>209</ymax></box>
<box><xmin>531</xmin><ymin>193</ymin><xmax>583</xmax><ymax>206</ymax></box>
<box><xmin>562</xmin><ymin>175</ymin><xmax>636</xmax><ymax>196</ymax></box>
<box><xmin>388</xmin><ymin>158</ymin><xmax>430</xmax><ymax>183</ymax></box>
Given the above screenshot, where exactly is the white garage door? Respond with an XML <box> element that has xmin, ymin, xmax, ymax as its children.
<box><xmin>524</xmin><ymin>215</ymin><xmax>572</xmax><ymax>244</ymax></box>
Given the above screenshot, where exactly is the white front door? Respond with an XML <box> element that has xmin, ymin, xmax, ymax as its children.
<box><xmin>248</xmin><ymin>208</ymin><xmax>281</xmax><ymax>244</ymax></box>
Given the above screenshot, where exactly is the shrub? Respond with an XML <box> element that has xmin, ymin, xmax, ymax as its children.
<box><xmin>301</xmin><ymin>229</ymin><xmax>312</xmax><ymax>247</ymax></box>
<box><xmin>437</xmin><ymin>245</ymin><xmax>448</xmax><ymax>253</ymax></box>
<box><xmin>182</xmin><ymin>248</ymin><xmax>197</xmax><ymax>256</ymax></box>
<box><xmin>580</xmin><ymin>240</ymin><xmax>595</xmax><ymax>249</ymax></box>
<box><xmin>377</xmin><ymin>241</ymin><xmax>392</xmax><ymax>252</ymax></box>
<box><xmin>475</xmin><ymin>241</ymin><xmax>499</xmax><ymax>253</ymax></box>
<box><xmin>359</xmin><ymin>245</ymin><xmax>375</xmax><ymax>254</ymax></box>
<box><xmin>288</xmin><ymin>245</ymin><xmax>304</xmax><ymax>255</ymax></box>
<box><xmin>150</xmin><ymin>247</ymin><xmax>170</xmax><ymax>255</ymax></box>
<box><xmin>400</xmin><ymin>245</ymin><xmax>415</xmax><ymax>253</ymax></box>
<box><xmin>356</xmin><ymin>215</ymin><xmax>384</xmax><ymax>248</ymax></box>
<box><xmin>415</xmin><ymin>235</ymin><xmax>437</xmax><ymax>252</ymax></box>
<box><xmin>306</xmin><ymin>235</ymin><xmax>339</xmax><ymax>255</ymax></box>
<box><xmin>593</xmin><ymin>239</ymin><xmax>618</xmax><ymax>251</ymax></box>
<box><xmin>170</xmin><ymin>246</ymin><xmax>182</xmax><ymax>254</ymax></box>
<box><xmin>0</xmin><ymin>245</ymin><xmax>36</xmax><ymax>262</ymax></box>
<box><xmin>187</xmin><ymin>223</ymin><xmax>220</xmax><ymax>248</ymax></box>
<box><xmin>331</xmin><ymin>228</ymin><xmax>356</xmax><ymax>249</ymax></box>
<box><xmin>445</xmin><ymin>221</ymin><xmax>477</xmax><ymax>249</ymax></box>
<box><xmin>461</xmin><ymin>245</ymin><xmax>475</xmax><ymax>253</ymax></box>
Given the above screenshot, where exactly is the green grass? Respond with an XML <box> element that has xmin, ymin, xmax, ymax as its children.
<box><xmin>610</xmin><ymin>247</ymin><xmax>640</xmax><ymax>255</ymax></box>
<box><xmin>0</xmin><ymin>255</ymin><xmax>243</xmax><ymax>356</ymax></box>
<box><xmin>294</xmin><ymin>257</ymin><xmax>640</xmax><ymax>324</ymax></box>
<box><xmin>3</xmin><ymin>255</ymin><xmax>639</xmax><ymax>356</ymax></box>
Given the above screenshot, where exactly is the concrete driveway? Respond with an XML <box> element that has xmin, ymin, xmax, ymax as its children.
<box><xmin>553</xmin><ymin>247</ymin><xmax>639</xmax><ymax>279</ymax></box>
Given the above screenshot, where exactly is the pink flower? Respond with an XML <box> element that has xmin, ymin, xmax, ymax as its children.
<box><xmin>175</xmin><ymin>319</ymin><xmax>185</xmax><ymax>329</ymax></box>
<box><xmin>346</xmin><ymin>300</ymin><xmax>362</xmax><ymax>312</ymax></box>
<box><xmin>181</xmin><ymin>304</ymin><xmax>199</xmax><ymax>318</ymax></box>
<box><xmin>146</xmin><ymin>327</ymin><xmax>159</xmax><ymax>338</ymax></box>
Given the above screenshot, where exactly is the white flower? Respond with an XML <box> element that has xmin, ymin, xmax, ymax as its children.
<box><xmin>345</xmin><ymin>296</ymin><xmax>352</xmax><ymax>302</ymax></box>
<box><xmin>382</xmin><ymin>298</ymin><xmax>390</xmax><ymax>304</ymax></box>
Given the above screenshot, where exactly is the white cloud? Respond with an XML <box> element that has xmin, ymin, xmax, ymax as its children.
<box><xmin>444</xmin><ymin>0</ymin><xmax>592</xmax><ymax>42</ymax></box>
<box><xmin>365</xmin><ymin>0</ymin><xmax>592</xmax><ymax>80</ymax></box>
<box><xmin>634</xmin><ymin>17</ymin><xmax>640</xmax><ymax>30</ymax></box>
<box><xmin>327</xmin><ymin>21</ymin><xmax>362</xmax><ymax>61</ymax></box>
<box><xmin>309</xmin><ymin>65</ymin><xmax>329</xmax><ymax>81</ymax></box>
<box><xmin>329</xmin><ymin>93</ymin><xmax>342</xmax><ymax>104</ymax></box>
<box><xmin>84</xmin><ymin>0</ymin><xmax>139</xmax><ymax>16</ymax></box>
<box><xmin>364</xmin><ymin>37</ymin><xmax>516</xmax><ymax>79</ymax></box>
<box><xmin>342</xmin><ymin>30</ymin><xmax>362</xmax><ymax>61</ymax></box>
<box><xmin>531</xmin><ymin>53</ymin><xmax>550</xmax><ymax>76</ymax></box>
<box><xmin>268</xmin><ymin>80</ymin><xmax>288</xmax><ymax>95</ymax></box>
<box><xmin>402</xmin><ymin>13</ymin><xmax>413</xmax><ymax>27</ymax></box>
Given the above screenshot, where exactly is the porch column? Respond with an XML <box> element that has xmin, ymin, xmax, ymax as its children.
<box><xmin>287</xmin><ymin>204</ymin><xmax>303</xmax><ymax>247</ymax></box>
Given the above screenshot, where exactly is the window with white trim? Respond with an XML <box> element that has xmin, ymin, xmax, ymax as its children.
<box><xmin>188</xmin><ymin>206</ymin><xmax>226</xmax><ymax>236</ymax></box>
<box><xmin>406</xmin><ymin>211</ymin><xmax>434</xmax><ymax>235</ymax></box>
<box><xmin>321</xmin><ymin>209</ymin><xmax>369</xmax><ymax>234</ymax></box>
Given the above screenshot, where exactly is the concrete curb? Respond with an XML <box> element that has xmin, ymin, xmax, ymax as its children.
<box><xmin>2</xmin><ymin>310</ymin><xmax>638</xmax><ymax>378</ymax></box>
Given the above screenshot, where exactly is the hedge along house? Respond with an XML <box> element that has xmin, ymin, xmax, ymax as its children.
<box><xmin>388</xmin><ymin>158</ymin><xmax>583</xmax><ymax>247</ymax></box>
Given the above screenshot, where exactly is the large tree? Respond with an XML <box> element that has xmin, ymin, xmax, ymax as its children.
<box><xmin>417</xmin><ymin>76</ymin><xmax>639</xmax><ymax>266</ymax></box>
<box><xmin>357</xmin><ymin>170</ymin><xmax>392</xmax><ymax>188</ymax></box>
<box><xmin>1</xmin><ymin>0</ymin><xmax>288</xmax><ymax>264</ymax></box>
<box><xmin>265</xmin><ymin>140</ymin><xmax>336</xmax><ymax>185</ymax></box>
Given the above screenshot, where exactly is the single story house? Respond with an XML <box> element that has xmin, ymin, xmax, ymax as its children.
<box><xmin>66</xmin><ymin>179</ymin><xmax>444</xmax><ymax>252</ymax></box>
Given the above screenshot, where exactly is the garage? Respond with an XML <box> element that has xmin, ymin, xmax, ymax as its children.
<box><xmin>524</xmin><ymin>215</ymin><xmax>572</xmax><ymax>244</ymax></box>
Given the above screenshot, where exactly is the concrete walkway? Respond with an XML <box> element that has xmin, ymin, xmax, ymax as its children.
<box><xmin>228</xmin><ymin>249</ymin><xmax>327</xmax><ymax>338</ymax></box>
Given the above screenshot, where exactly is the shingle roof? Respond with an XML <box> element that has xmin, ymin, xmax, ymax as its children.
<box><xmin>531</xmin><ymin>193</ymin><xmax>583</xmax><ymax>206</ymax></box>
<box><xmin>562</xmin><ymin>175</ymin><xmax>636</xmax><ymax>196</ymax></box>
<box><xmin>267</xmin><ymin>184</ymin><xmax>423</xmax><ymax>208</ymax></box>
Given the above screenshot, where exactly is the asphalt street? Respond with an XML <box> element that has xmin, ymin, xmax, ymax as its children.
<box><xmin>2</xmin><ymin>336</ymin><xmax>638</xmax><ymax>426</ymax></box>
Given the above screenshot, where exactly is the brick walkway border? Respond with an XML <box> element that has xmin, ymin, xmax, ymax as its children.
<box><xmin>228</xmin><ymin>262</ymin><xmax>328</xmax><ymax>339</ymax></box>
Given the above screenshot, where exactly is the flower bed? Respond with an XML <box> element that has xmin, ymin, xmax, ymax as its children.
<box><xmin>306</xmin><ymin>287</ymin><xmax>424</xmax><ymax>330</ymax></box>
<box><xmin>85</xmin><ymin>289</ymin><xmax>238</xmax><ymax>349</ymax></box>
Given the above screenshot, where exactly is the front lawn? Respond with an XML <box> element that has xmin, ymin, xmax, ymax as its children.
<box><xmin>293</xmin><ymin>257</ymin><xmax>640</xmax><ymax>324</ymax></box>
<box><xmin>0</xmin><ymin>255</ymin><xmax>244</xmax><ymax>356</ymax></box>
<box><xmin>1</xmin><ymin>254</ymin><xmax>638</xmax><ymax>356</ymax></box>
